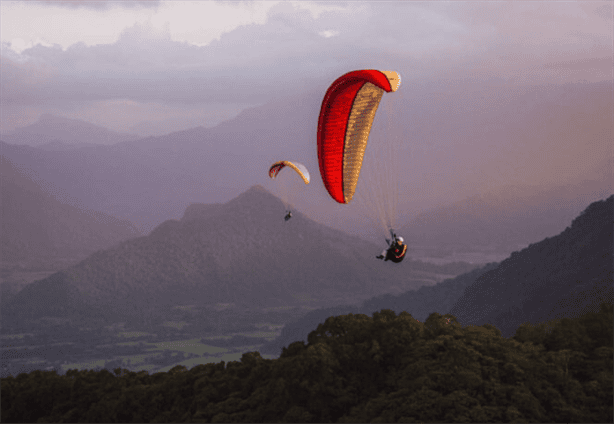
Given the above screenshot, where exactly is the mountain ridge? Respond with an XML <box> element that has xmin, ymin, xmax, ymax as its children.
<box><xmin>448</xmin><ymin>195</ymin><xmax>613</xmax><ymax>337</ymax></box>
<box><xmin>1</xmin><ymin>185</ymin><xmax>435</xmax><ymax>330</ymax></box>
<box><xmin>1</xmin><ymin>155</ymin><xmax>142</xmax><ymax>266</ymax></box>
<box><xmin>2</xmin><ymin>114</ymin><xmax>141</xmax><ymax>146</ymax></box>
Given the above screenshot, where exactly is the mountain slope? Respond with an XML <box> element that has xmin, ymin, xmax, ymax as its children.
<box><xmin>0</xmin><ymin>155</ymin><xmax>142</xmax><ymax>265</ymax></box>
<box><xmin>1</xmin><ymin>186</ymin><xmax>435</xmax><ymax>330</ymax></box>
<box><xmin>0</xmin><ymin>140</ymin><xmax>203</xmax><ymax>233</ymax></box>
<box><xmin>449</xmin><ymin>195</ymin><xmax>614</xmax><ymax>337</ymax></box>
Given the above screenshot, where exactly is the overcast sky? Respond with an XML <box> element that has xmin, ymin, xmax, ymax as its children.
<box><xmin>1</xmin><ymin>0</ymin><xmax>612</xmax><ymax>134</ymax></box>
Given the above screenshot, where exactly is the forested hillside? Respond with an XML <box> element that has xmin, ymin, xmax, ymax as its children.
<box><xmin>2</xmin><ymin>304</ymin><xmax>611</xmax><ymax>423</ymax></box>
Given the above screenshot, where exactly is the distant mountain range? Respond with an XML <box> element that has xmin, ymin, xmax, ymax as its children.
<box><xmin>1</xmin><ymin>155</ymin><xmax>142</xmax><ymax>267</ymax></box>
<box><xmin>1</xmin><ymin>185</ymin><xmax>447</xmax><ymax>331</ymax></box>
<box><xmin>404</xmin><ymin>173</ymin><xmax>612</xmax><ymax>251</ymax></box>
<box><xmin>0</xmin><ymin>80</ymin><xmax>610</xmax><ymax>248</ymax></box>
<box><xmin>0</xmin><ymin>139</ymin><xmax>204</xmax><ymax>234</ymax></box>
<box><xmin>1</xmin><ymin>114</ymin><xmax>140</xmax><ymax>146</ymax></box>
<box><xmin>261</xmin><ymin>195</ymin><xmax>613</xmax><ymax>354</ymax></box>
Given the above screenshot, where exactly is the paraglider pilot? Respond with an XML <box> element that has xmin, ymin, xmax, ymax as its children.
<box><xmin>284</xmin><ymin>211</ymin><xmax>293</xmax><ymax>221</ymax></box>
<box><xmin>376</xmin><ymin>233</ymin><xmax>407</xmax><ymax>263</ymax></box>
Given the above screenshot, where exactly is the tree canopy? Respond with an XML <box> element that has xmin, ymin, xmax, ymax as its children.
<box><xmin>2</xmin><ymin>303</ymin><xmax>612</xmax><ymax>423</ymax></box>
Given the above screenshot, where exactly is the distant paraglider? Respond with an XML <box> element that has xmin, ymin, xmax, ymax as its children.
<box><xmin>268</xmin><ymin>160</ymin><xmax>310</xmax><ymax>221</ymax></box>
<box><xmin>317</xmin><ymin>69</ymin><xmax>407</xmax><ymax>261</ymax></box>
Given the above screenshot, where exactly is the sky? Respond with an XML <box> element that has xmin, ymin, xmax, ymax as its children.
<box><xmin>1</xmin><ymin>0</ymin><xmax>612</xmax><ymax>134</ymax></box>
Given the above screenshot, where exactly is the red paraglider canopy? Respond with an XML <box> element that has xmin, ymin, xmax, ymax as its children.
<box><xmin>317</xmin><ymin>70</ymin><xmax>400</xmax><ymax>204</ymax></box>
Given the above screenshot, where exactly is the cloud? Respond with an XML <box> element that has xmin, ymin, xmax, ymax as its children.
<box><xmin>319</xmin><ymin>30</ymin><xmax>339</xmax><ymax>38</ymax></box>
<box><xmin>1</xmin><ymin>3</ymin><xmax>385</xmax><ymax>106</ymax></box>
<box><xmin>19</xmin><ymin>0</ymin><xmax>161</xmax><ymax>10</ymax></box>
<box><xmin>1</xmin><ymin>1</ymin><xmax>611</xmax><ymax>133</ymax></box>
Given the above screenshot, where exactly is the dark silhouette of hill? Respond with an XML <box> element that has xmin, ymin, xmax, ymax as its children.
<box><xmin>0</xmin><ymin>155</ymin><xmax>142</xmax><ymax>266</ymax></box>
<box><xmin>1</xmin><ymin>185</ymin><xmax>437</xmax><ymax>331</ymax></box>
<box><xmin>2</xmin><ymin>304</ymin><xmax>611</xmax><ymax>423</ymax></box>
<box><xmin>2</xmin><ymin>114</ymin><xmax>140</xmax><ymax>146</ymax></box>
<box><xmin>449</xmin><ymin>195</ymin><xmax>613</xmax><ymax>337</ymax></box>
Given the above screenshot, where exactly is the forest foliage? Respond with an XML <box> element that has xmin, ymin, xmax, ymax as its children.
<box><xmin>2</xmin><ymin>303</ymin><xmax>612</xmax><ymax>423</ymax></box>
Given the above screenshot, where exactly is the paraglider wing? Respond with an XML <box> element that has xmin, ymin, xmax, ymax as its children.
<box><xmin>317</xmin><ymin>70</ymin><xmax>401</xmax><ymax>204</ymax></box>
<box><xmin>268</xmin><ymin>160</ymin><xmax>310</xmax><ymax>184</ymax></box>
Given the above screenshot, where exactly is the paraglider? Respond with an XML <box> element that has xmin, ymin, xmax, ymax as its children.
<box><xmin>376</xmin><ymin>232</ymin><xmax>407</xmax><ymax>263</ymax></box>
<box><xmin>268</xmin><ymin>160</ymin><xmax>310</xmax><ymax>221</ymax></box>
<box><xmin>317</xmin><ymin>69</ymin><xmax>406</xmax><ymax>260</ymax></box>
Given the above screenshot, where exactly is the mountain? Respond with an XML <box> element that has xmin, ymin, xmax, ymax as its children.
<box><xmin>1</xmin><ymin>186</ymin><xmax>436</xmax><ymax>330</ymax></box>
<box><xmin>448</xmin><ymin>195</ymin><xmax>613</xmax><ymax>337</ymax></box>
<box><xmin>2</xmin><ymin>114</ymin><xmax>141</xmax><ymax>146</ymax></box>
<box><xmin>404</xmin><ymin>175</ymin><xmax>612</xmax><ymax>252</ymax></box>
<box><xmin>0</xmin><ymin>140</ymin><xmax>205</xmax><ymax>234</ymax></box>
<box><xmin>0</xmin><ymin>155</ymin><xmax>142</xmax><ymax>266</ymax></box>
